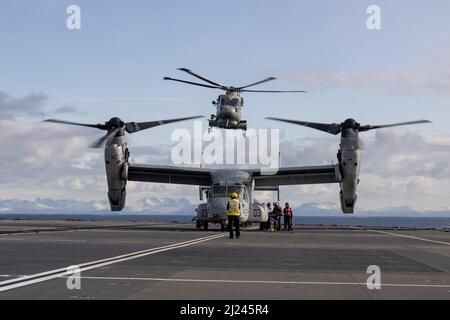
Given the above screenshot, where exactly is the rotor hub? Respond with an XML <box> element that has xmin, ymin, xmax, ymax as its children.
<box><xmin>342</xmin><ymin>118</ymin><xmax>360</xmax><ymax>130</ymax></box>
<box><xmin>107</xmin><ymin>117</ymin><xmax>124</xmax><ymax>128</ymax></box>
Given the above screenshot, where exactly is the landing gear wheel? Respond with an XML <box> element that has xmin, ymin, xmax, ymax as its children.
<box><xmin>203</xmin><ymin>222</ymin><xmax>209</xmax><ymax>231</ymax></box>
<box><xmin>220</xmin><ymin>221</ymin><xmax>227</xmax><ymax>232</ymax></box>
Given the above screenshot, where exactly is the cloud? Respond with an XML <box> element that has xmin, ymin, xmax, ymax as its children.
<box><xmin>0</xmin><ymin>91</ymin><xmax>48</xmax><ymax>120</ymax></box>
<box><xmin>277</xmin><ymin>128</ymin><xmax>450</xmax><ymax>210</ymax></box>
<box><xmin>273</xmin><ymin>67</ymin><xmax>450</xmax><ymax>95</ymax></box>
<box><xmin>1</xmin><ymin>114</ymin><xmax>449</xmax><ymax>211</ymax></box>
<box><xmin>279</xmin><ymin>128</ymin><xmax>450</xmax><ymax>179</ymax></box>
<box><xmin>363</xmin><ymin>129</ymin><xmax>450</xmax><ymax>178</ymax></box>
<box><xmin>0</xmin><ymin>118</ymin><xmax>199</xmax><ymax>206</ymax></box>
<box><xmin>0</xmin><ymin>91</ymin><xmax>78</xmax><ymax>120</ymax></box>
<box><xmin>52</xmin><ymin>106</ymin><xmax>77</xmax><ymax>115</ymax></box>
<box><xmin>0</xmin><ymin>120</ymin><xmax>101</xmax><ymax>190</ymax></box>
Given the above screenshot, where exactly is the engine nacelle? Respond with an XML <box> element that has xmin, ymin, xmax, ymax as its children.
<box><xmin>105</xmin><ymin>136</ymin><xmax>129</xmax><ymax>211</ymax></box>
<box><xmin>337</xmin><ymin>147</ymin><xmax>360</xmax><ymax>214</ymax></box>
<box><xmin>340</xmin><ymin>191</ymin><xmax>357</xmax><ymax>214</ymax></box>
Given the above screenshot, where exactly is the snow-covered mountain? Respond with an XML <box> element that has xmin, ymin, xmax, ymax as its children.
<box><xmin>295</xmin><ymin>202</ymin><xmax>450</xmax><ymax>217</ymax></box>
<box><xmin>297</xmin><ymin>202</ymin><xmax>341</xmax><ymax>216</ymax></box>
<box><xmin>0</xmin><ymin>198</ymin><xmax>448</xmax><ymax>217</ymax></box>
<box><xmin>0</xmin><ymin>198</ymin><xmax>108</xmax><ymax>212</ymax></box>
<box><xmin>135</xmin><ymin>197</ymin><xmax>197</xmax><ymax>215</ymax></box>
<box><xmin>0</xmin><ymin>197</ymin><xmax>197</xmax><ymax>215</ymax></box>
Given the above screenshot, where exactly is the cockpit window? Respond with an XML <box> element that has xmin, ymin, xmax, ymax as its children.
<box><xmin>227</xmin><ymin>186</ymin><xmax>243</xmax><ymax>197</ymax></box>
<box><xmin>212</xmin><ymin>186</ymin><xmax>227</xmax><ymax>197</ymax></box>
<box><xmin>221</xmin><ymin>96</ymin><xmax>240</xmax><ymax>107</ymax></box>
<box><xmin>211</xmin><ymin>185</ymin><xmax>248</xmax><ymax>199</ymax></box>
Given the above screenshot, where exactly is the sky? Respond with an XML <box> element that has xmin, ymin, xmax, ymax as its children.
<box><xmin>1</xmin><ymin>1</ymin><xmax>450</xmax><ymax>212</ymax></box>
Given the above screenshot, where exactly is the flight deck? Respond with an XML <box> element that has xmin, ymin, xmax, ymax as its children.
<box><xmin>0</xmin><ymin>220</ymin><xmax>449</xmax><ymax>300</ymax></box>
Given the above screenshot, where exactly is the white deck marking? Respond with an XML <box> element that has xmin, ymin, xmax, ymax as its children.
<box><xmin>369</xmin><ymin>230</ymin><xmax>450</xmax><ymax>246</ymax></box>
<box><xmin>38</xmin><ymin>239</ymin><xmax>88</xmax><ymax>243</ymax></box>
<box><xmin>75</xmin><ymin>276</ymin><xmax>450</xmax><ymax>289</ymax></box>
<box><xmin>0</xmin><ymin>233</ymin><xmax>226</xmax><ymax>292</ymax></box>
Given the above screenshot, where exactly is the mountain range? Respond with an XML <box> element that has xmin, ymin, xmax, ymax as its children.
<box><xmin>0</xmin><ymin>197</ymin><xmax>197</xmax><ymax>215</ymax></box>
<box><xmin>0</xmin><ymin>198</ymin><xmax>449</xmax><ymax>217</ymax></box>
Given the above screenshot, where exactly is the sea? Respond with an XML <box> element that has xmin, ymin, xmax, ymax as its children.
<box><xmin>1</xmin><ymin>213</ymin><xmax>450</xmax><ymax>230</ymax></box>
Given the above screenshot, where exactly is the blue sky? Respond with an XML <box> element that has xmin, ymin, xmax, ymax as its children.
<box><xmin>2</xmin><ymin>0</ymin><xmax>450</xmax><ymax>139</ymax></box>
<box><xmin>1</xmin><ymin>1</ymin><xmax>450</xmax><ymax>210</ymax></box>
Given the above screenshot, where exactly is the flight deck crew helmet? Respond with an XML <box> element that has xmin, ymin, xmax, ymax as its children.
<box><xmin>285</xmin><ymin>203</ymin><xmax>289</xmax><ymax>207</ymax></box>
<box><xmin>231</xmin><ymin>192</ymin><xmax>238</xmax><ymax>199</ymax></box>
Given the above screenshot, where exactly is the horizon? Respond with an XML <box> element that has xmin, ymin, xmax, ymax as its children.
<box><xmin>1</xmin><ymin>197</ymin><xmax>450</xmax><ymax>218</ymax></box>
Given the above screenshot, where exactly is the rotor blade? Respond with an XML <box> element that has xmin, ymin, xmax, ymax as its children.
<box><xmin>266</xmin><ymin>117</ymin><xmax>341</xmax><ymax>135</ymax></box>
<box><xmin>359</xmin><ymin>120</ymin><xmax>431</xmax><ymax>132</ymax></box>
<box><xmin>90</xmin><ymin>128</ymin><xmax>120</xmax><ymax>149</ymax></box>
<box><xmin>241</xmin><ymin>89</ymin><xmax>307</xmax><ymax>93</ymax></box>
<box><xmin>125</xmin><ymin>116</ymin><xmax>203</xmax><ymax>134</ymax></box>
<box><xmin>177</xmin><ymin>68</ymin><xmax>225</xmax><ymax>88</ymax></box>
<box><xmin>163</xmin><ymin>77</ymin><xmax>223</xmax><ymax>90</ymax></box>
<box><xmin>237</xmin><ymin>77</ymin><xmax>276</xmax><ymax>90</ymax></box>
<box><xmin>44</xmin><ymin>119</ymin><xmax>106</xmax><ymax>130</ymax></box>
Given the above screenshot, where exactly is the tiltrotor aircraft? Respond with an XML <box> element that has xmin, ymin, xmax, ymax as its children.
<box><xmin>44</xmin><ymin>115</ymin><xmax>340</xmax><ymax>230</ymax></box>
<box><xmin>164</xmin><ymin>68</ymin><xmax>306</xmax><ymax>132</ymax></box>
<box><xmin>266</xmin><ymin>117</ymin><xmax>431</xmax><ymax>213</ymax></box>
<box><xmin>44</xmin><ymin>115</ymin><xmax>430</xmax><ymax>231</ymax></box>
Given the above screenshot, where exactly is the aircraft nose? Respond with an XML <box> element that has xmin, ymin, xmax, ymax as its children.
<box><xmin>222</xmin><ymin>106</ymin><xmax>239</xmax><ymax>118</ymax></box>
<box><xmin>209</xmin><ymin>198</ymin><xmax>228</xmax><ymax>214</ymax></box>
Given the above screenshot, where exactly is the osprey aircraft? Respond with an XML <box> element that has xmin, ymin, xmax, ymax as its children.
<box><xmin>44</xmin><ymin>115</ymin><xmax>430</xmax><ymax>231</ymax></box>
<box><xmin>164</xmin><ymin>68</ymin><xmax>306</xmax><ymax>132</ymax></box>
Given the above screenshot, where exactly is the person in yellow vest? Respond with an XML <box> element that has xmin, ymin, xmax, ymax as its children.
<box><xmin>227</xmin><ymin>192</ymin><xmax>241</xmax><ymax>239</ymax></box>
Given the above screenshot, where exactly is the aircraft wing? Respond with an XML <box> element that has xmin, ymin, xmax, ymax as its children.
<box><xmin>128</xmin><ymin>163</ymin><xmax>341</xmax><ymax>187</ymax></box>
<box><xmin>251</xmin><ymin>164</ymin><xmax>341</xmax><ymax>187</ymax></box>
<box><xmin>128</xmin><ymin>164</ymin><xmax>212</xmax><ymax>186</ymax></box>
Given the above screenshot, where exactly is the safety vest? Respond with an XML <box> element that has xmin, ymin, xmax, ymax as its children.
<box><xmin>228</xmin><ymin>199</ymin><xmax>241</xmax><ymax>216</ymax></box>
<box><xmin>284</xmin><ymin>208</ymin><xmax>292</xmax><ymax>217</ymax></box>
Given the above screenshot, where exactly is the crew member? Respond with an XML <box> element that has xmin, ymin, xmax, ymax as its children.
<box><xmin>273</xmin><ymin>202</ymin><xmax>282</xmax><ymax>232</ymax></box>
<box><xmin>283</xmin><ymin>203</ymin><xmax>293</xmax><ymax>232</ymax></box>
<box><xmin>266</xmin><ymin>202</ymin><xmax>273</xmax><ymax>231</ymax></box>
<box><xmin>227</xmin><ymin>192</ymin><xmax>241</xmax><ymax>239</ymax></box>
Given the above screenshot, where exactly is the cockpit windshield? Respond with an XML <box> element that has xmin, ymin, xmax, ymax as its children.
<box><xmin>227</xmin><ymin>186</ymin><xmax>243</xmax><ymax>197</ymax></box>
<box><xmin>220</xmin><ymin>96</ymin><xmax>241</xmax><ymax>107</ymax></box>
<box><xmin>211</xmin><ymin>185</ymin><xmax>248</xmax><ymax>199</ymax></box>
<box><xmin>212</xmin><ymin>186</ymin><xmax>227</xmax><ymax>197</ymax></box>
